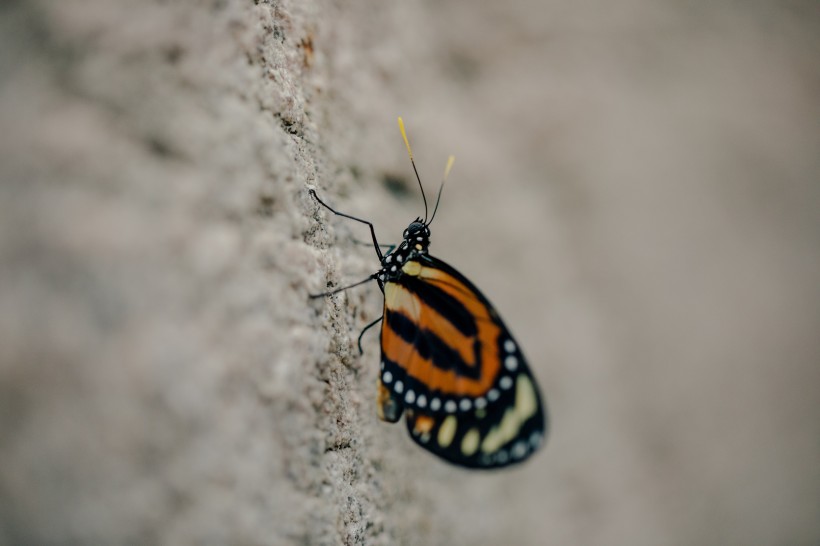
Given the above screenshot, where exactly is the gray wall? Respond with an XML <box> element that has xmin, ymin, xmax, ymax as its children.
<box><xmin>1</xmin><ymin>1</ymin><xmax>818</xmax><ymax>545</ymax></box>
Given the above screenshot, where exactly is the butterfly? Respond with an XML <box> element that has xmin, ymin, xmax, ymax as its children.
<box><xmin>309</xmin><ymin>118</ymin><xmax>547</xmax><ymax>469</ymax></box>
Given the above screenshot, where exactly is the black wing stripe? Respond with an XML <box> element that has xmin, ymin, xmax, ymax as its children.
<box><xmin>385</xmin><ymin>310</ymin><xmax>482</xmax><ymax>380</ymax></box>
<box><xmin>422</xmin><ymin>276</ymin><xmax>500</xmax><ymax>325</ymax></box>
<box><xmin>400</xmin><ymin>276</ymin><xmax>478</xmax><ymax>337</ymax></box>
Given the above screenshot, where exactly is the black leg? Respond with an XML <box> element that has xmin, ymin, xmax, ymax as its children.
<box><xmin>352</xmin><ymin>239</ymin><xmax>396</xmax><ymax>255</ymax></box>
<box><xmin>309</xmin><ymin>189</ymin><xmax>383</xmax><ymax>261</ymax></box>
<box><xmin>357</xmin><ymin>315</ymin><xmax>383</xmax><ymax>355</ymax></box>
<box><xmin>309</xmin><ymin>274</ymin><xmax>378</xmax><ymax>298</ymax></box>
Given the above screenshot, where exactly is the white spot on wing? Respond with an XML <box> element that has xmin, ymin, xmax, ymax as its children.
<box><xmin>445</xmin><ymin>400</ymin><xmax>457</xmax><ymax>413</ymax></box>
<box><xmin>405</xmin><ymin>390</ymin><xmax>415</xmax><ymax>404</ymax></box>
<box><xmin>504</xmin><ymin>340</ymin><xmax>516</xmax><ymax>353</ymax></box>
<box><xmin>512</xmin><ymin>441</ymin><xmax>527</xmax><ymax>459</ymax></box>
<box><xmin>382</xmin><ymin>371</ymin><xmax>392</xmax><ymax>384</ymax></box>
<box><xmin>500</xmin><ymin>376</ymin><xmax>513</xmax><ymax>390</ymax></box>
<box><xmin>394</xmin><ymin>380</ymin><xmax>404</xmax><ymax>394</ymax></box>
<box><xmin>417</xmin><ymin>394</ymin><xmax>427</xmax><ymax>408</ymax></box>
<box><xmin>459</xmin><ymin>399</ymin><xmax>472</xmax><ymax>411</ymax></box>
<box><xmin>487</xmin><ymin>389</ymin><xmax>500</xmax><ymax>402</ymax></box>
<box><xmin>430</xmin><ymin>398</ymin><xmax>441</xmax><ymax>411</ymax></box>
<box><xmin>504</xmin><ymin>355</ymin><xmax>518</xmax><ymax>371</ymax></box>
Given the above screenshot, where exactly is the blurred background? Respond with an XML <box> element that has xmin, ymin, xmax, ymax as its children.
<box><xmin>1</xmin><ymin>0</ymin><xmax>818</xmax><ymax>545</ymax></box>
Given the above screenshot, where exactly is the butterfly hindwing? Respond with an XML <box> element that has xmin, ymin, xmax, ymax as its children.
<box><xmin>405</xmin><ymin>370</ymin><xmax>545</xmax><ymax>468</ymax></box>
<box><xmin>378</xmin><ymin>255</ymin><xmax>547</xmax><ymax>468</ymax></box>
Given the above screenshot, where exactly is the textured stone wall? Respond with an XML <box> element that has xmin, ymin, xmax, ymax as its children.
<box><xmin>1</xmin><ymin>1</ymin><xmax>818</xmax><ymax>545</ymax></box>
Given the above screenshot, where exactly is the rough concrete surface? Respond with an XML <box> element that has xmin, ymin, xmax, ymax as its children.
<box><xmin>1</xmin><ymin>1</ymin><xmax>818</xmax><ymax>545</ymax></box>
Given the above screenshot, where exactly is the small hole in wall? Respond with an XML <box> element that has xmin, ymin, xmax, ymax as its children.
<box><xmin>257</xmin><ymin>195</ymin><xmax>275</xmax><ymax>217</ymax></box>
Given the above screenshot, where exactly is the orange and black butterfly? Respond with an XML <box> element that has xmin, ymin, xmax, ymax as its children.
<box><xmin>310</xmin><ymin>118</ymin><xmax>546</xmax><ymax>469</ymax></box>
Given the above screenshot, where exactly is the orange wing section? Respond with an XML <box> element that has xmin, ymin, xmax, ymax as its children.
<box><xmin>381</xmin><ymin>260</ymin><xmax>502</xmax><ymax>398</ymax></box>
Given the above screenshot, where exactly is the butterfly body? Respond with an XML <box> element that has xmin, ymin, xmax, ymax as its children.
<box><xmin>375</xmin><ymin>218</ymin><xmax>430</xmax><ymax>283</ymax></box>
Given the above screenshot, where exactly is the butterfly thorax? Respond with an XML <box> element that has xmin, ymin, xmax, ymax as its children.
<box><xmin>377</xmin><ymin>219</ymin><xmax>430</xmax><ymax>282</ymax></box>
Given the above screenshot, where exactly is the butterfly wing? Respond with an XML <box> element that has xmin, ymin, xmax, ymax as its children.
<box><xmin>377</xmin><ymin>255</ymin><xmax>547</xmax><ymax>468</ymax></box>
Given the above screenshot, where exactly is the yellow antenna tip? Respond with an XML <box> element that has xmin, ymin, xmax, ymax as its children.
<box><xmin>397</xmin><ymin>116</ymin><xmax>414</xmax><ymax>160</ymax></box>
<box><xmin>444</xmin><ymin>155</ymin><xmax>455</xmax><ymax>180</ymax></box>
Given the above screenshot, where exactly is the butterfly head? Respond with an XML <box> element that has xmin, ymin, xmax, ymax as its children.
<box><xmin>403</xmin><ymin>218</ymin><xmax>431</xmax><ymax>251</ymax></box>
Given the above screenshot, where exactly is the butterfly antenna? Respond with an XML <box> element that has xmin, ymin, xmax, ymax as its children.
<box><xmin>427</xmin><ymin>155</ymin><xmax>454</xmax><ymax>226</ymax></box>
<box><xmin>398</xmin><ymin>117</ymin><xmax>428</xmax><ymax>223</ymax></box>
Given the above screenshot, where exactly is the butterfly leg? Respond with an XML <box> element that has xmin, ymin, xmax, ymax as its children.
<box><xmin>309</xmin><ymin>274</ymin><xmax>378</xmax><ymax>298</ymax></box>
<box><xmin>353</xmin><ymin>240</ymin><xmax>396</xmax><ymax>255</ymax></box>
<box><xmin>356</xmin><ymin>315</ymin><xmax>383</xmax><ymax>355</ymax></box>
<box><xmin>309</xmin><ymin>189</ymin><xmax>383</xmax><ymax>260</ymax></box>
